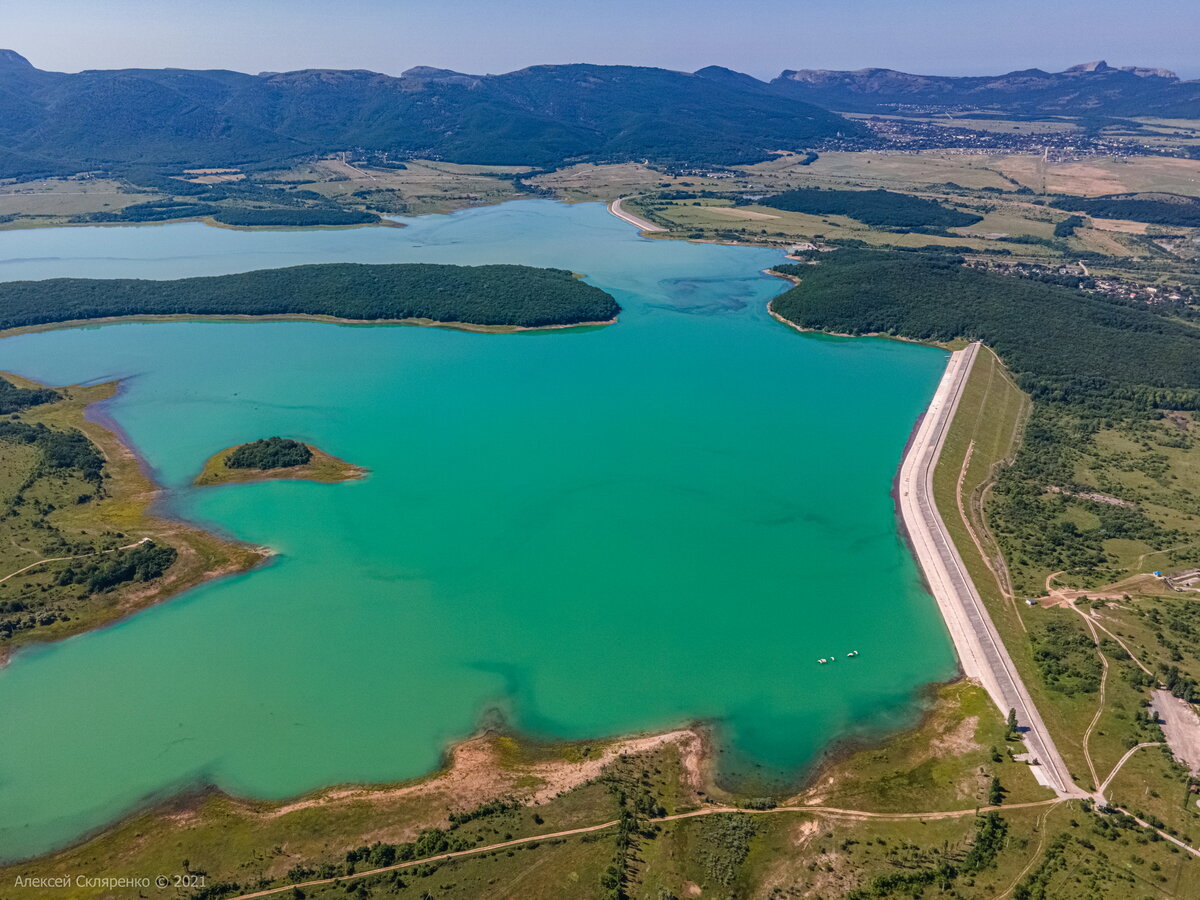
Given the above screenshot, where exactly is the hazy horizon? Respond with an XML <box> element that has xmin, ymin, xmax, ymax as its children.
<box><xmin>7</xmin><ymin>0</ymin><xmax>1200</xmax><ymax>81</ymax></box>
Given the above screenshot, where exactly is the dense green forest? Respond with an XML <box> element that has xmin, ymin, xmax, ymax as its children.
<box><xmin>211</xmin><ymin>208</ymin><xmax>380</xmax><ymax>227</ymax></box>
<box><xmin>226</xmin><ymin>437</ymin><xmax>312</xmax><ymax>470</ymax></box>
<box><xmin>1050</xmin><ymin>192</ymin><xmax>1200</xmax><ymax>227</ymax></box>
<box><xmin>753</xmin><ymin>188</ymin><xmax>982</xmax><ymax>228</ymax></box>
<box><xmin>0</xmin><ymin>376</ymin><xmax>59</xmax><ymax>414</ymax></box>
<box><xmin>770</xmin><ymin>250</ymin><xmax>1200</xmax><ymax>410</ymax></box>
<box><xmin>0</xmin><ymin>263</ymin><xmax>620</xmax><ymax>330</ymax></box>
<box><xmin>770</xmin><ymin>248</ymin><xmax>1200</xmax><ymax>586</ymax></box>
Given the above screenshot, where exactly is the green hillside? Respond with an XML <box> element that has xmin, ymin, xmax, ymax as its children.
<box><xmin>0</xmin><ymin>53</ymin><xmax>862</xmax><ymax>175</ymax></box>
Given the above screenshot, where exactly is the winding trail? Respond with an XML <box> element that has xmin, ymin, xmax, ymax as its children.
<box><xmin>1043</xmin><ymin>570</ymin><xmax>1161</xmax><ymax>796</ymax></box>
<box><xmin>1077</xmin><ymin>610</ymin><xmax>1107</xmax><ymax>792</ymax></box>
<box><xmin>1099</xmin><ymin>743</ymin><xmax>1162</xmax><ymax>798</ymax></box>
<box><xmin>956</xmin><ymin>440</ymin><xmax>1023</xmax><ymax>630</ymax></box>
<box><xmin>225</xmin><ymin>800</ymin><xmax>1064</xmax><ymax>900</ymax></box>
<box><xmin>0</xmin><ymin>537</ymin><xmax>149</xmax><ymax>584</ymax></box>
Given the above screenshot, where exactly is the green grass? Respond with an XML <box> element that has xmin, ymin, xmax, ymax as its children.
<box><xmin>1108</xmin><ymin>744</ymin><xmax>1200</xmax><ymax>841</ymax></box>
<box><xmin>639</xmin><ymin>196</ymin><xmax>1062</xmax><ymax>255</ymax></box>
<box><xmin>0</xmin><ymin>375</ymin><xmax>265</xmax><ymax>659</ymax></box>
<box><xmin>801</xmin><ymin>682</ymin><xmax>1052</xmax><ymax>812</ymax></box>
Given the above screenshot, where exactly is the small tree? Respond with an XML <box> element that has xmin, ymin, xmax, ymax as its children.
<box><xmin>1006</xmin><ymin>707</ymin><xmax>1019</xmax><ymax>740</ymax></box>
<box><xmin>989</xmin><ymin>775</ymin><xmax>1005</xmax><ymax>806</ymax></box>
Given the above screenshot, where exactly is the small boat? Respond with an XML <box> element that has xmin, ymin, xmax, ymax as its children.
<box><xmin>817</xmin><ymin>658</ymin><xmax>828</xmax><ymax>664</ymax></box>
<box><xmin>847</xmin><ymin>650</ymin><xmax>859</xmax><ymax>657</ymax></box>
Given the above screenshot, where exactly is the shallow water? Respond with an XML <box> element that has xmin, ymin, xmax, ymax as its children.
<box><xmin>0</xmin><ymin>200</ymin><xmax>956</xmax><ymax>861</ymax></box>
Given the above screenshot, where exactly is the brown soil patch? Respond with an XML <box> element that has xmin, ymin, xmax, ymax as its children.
<box><xmin>1090</xmin><ymin>217</ymin><xmax>1149</xmax><ymax>234</ymax></box>
<box><xmin>930</xmin><ymin>715</ymin><xmax>980</xmax><ymax>757</ymax></box>
<box><xmin>265</xmin><ymin>728</ymin><xmax>704</xmax><ymax>822</ymax></box>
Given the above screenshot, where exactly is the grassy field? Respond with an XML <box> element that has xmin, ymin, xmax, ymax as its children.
<box><xmin>193</xmin><ymin>443</ymin><xmax>367</xmax><ymax>487</ymax></box>
<box><xmin>791</xmin><ymin>682</ymin><xmax>1053</xmax><ymax>812</ymax></box>
<box><xmin>998</xmin><ymin>154</ymin><xmax>1200</xmax><ymax>197</ymax></box>
<box><xmin>0</xmin><ymin>374</ymin><xmax>265</xmax><ymax>659</ymax></box>
<box><xmin>263</xmin><ymin>158</ymin><xmax>529</xmax><ymax>216</ymax></box>
<box><xmin>0</xmin><ymin>177</ymin><xmax>154</xmax><ymax>225</ymax></box>
<box><xmin>631</xmin><ymin>195</ymin><xmax>1065</xmax><ymax>256</ymax></box>
<box><xmin>926</xmin><ymin>342</ymin><xmax>1200</xmax><ymax>804</ymax></box>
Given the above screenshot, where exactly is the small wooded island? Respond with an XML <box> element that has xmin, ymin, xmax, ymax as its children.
<box><xmin>0</xmin><ymin>262</ymin><xmax>621</xmax><ymax>333</ymax></box>
<box><xmin>194</xmin><ymin>437</ymin><xmax>367</xmax><ymax>487</ymax></box>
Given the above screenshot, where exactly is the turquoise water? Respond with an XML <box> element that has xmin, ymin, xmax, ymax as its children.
<box><xmin>0</xmin><ymin>201</ymin><xmax>956</xmax><ymax>861</ymax></box>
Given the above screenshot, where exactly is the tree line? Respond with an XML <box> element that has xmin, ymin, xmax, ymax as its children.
<box><xmin>1051</xmin><ymin>193</ymin><xmax>1200</xmax><ymax>227</ymax></box>
<box><xmin>56</xmin><ymin>541</ymin><xmax>177</xmax><ymax>594</ymax></box>
<box><xmin>0</xmin><ymin>376</ymin><xmax>59</xmax><ymax>414</ymax></box>
<box><xmin>0</xmin><ymin>263</ymin><xmax>620</xmax><ymax>330</ymax></box>
<box><xmin>752</xmin><ymin>188</ymin><xmax>982</xmax><ymax>229</ymax></box>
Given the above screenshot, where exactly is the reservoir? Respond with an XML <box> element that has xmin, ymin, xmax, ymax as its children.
<box><xmin>0</xmin><ymin>200</ymin><xmax>956</xmax><ymax>861</ymax></box>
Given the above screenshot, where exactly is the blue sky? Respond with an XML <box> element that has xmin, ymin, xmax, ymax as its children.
<box><xmin>8</xmin><ymin>0</ymin><xmax>1198</xmax><ymax>79</ymax></box>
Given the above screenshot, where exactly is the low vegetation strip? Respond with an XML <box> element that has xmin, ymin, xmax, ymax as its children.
<box><xmin>753</xmin><ymin>188</ymin><xmax>982</xmax><ymax>228</ymax></box>
<box><xmin>0</xmin><ymin>263</ymin><xmax>621</xmax><ymax>332</ymax></box>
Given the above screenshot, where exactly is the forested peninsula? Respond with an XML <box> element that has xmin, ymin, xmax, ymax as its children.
<box><xmin>770</xmin><ymin>248</ymin><xmax>1200</xmax><ymax>592</ymax></box>
<box><xmin>0</xmin><ymin>263</ymin><xmax>620</xmax><ymax>332</ymax></box>
<box><xmin>770</xmin><ymin>250</ymin><xmax>1200</xmax><ymax>408</ymax></box>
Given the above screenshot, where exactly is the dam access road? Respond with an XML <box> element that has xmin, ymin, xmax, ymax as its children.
<box><xmin>898</xmin><ymin>341</ymin><xmax>1084</xmax><ymax>800</ymax></box>
<box><xmin>608</xmin><ymin>197</ymin><xmax>667</xmax><ymax>233</ymax></box>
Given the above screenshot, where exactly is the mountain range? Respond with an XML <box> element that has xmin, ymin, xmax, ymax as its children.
<box><xmin>769</xmin><ymin>60</ymin><xmax>1200</xmax><ymax>117</ymax></box>
<box><xmin>0</xmin><ymin>51</ymin><xmax>1196</xmax><ymax>180</ymax></box>
<box><xmin>0</xmin><ymin>51</ymin><xmax>856</xmax><ymax>177</ymax></box>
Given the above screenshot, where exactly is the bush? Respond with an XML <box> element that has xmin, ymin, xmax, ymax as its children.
<box><xmin>226</xmin><ymin>437</ymin><xmax>312</xmax><ymax>470</ymax></box>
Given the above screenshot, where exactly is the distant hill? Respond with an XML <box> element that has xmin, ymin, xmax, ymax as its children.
<box><xmin>0</xmin><ymin>52</ymin><xmax>860</xmax><ymax>177</ymax></box>
<box><xmin>768</xmin><ymin>60</ymin><xmax>1200</xmax><ymax>117</ymax></box>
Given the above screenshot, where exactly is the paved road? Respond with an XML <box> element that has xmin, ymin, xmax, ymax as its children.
<box><xmin>609</xmin><ymin>196</ymin><xmax>667</xmax><ymax>232</ymax></box>
<box><xmin>898</xmin><ymin>342</ymin><xmax>1084</xmax><ymax>799</ymax></box>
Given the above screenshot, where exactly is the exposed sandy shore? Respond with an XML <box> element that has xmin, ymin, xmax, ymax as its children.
<box><xmin>0</xmin><ymin>312</ymin><xmax>618</xmax><ymax>341</ymax></box>
<box><xmin>262</xmin><ymin>727</ymin><xmax>706</xmax><ymax>823</ymax></box>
